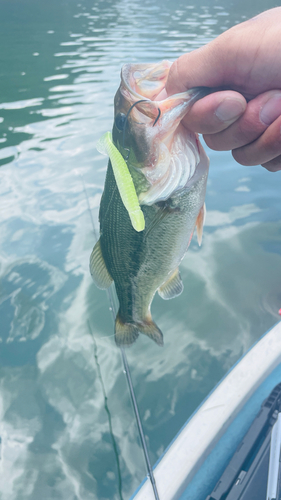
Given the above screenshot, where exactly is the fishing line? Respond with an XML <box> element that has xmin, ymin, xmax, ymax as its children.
<box><xmin>106</xmin><ymin>289</ymin><xmax>160</xmax><ymax>500</ymax></box>
<box><xmin>88</xmin><ymin>320</ymin><xmax>124</xmax><ymax>500</ymax></box>
<box><xmin>81</xmin><ymin>174</ymin><xmax>160</xmax><ymax>500</ymax></box>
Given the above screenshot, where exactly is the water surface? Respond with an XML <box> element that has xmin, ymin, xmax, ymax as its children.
<box><xmin>0</xmin><ymin>1</ymin><xmax>281</xmax><ymax>499</ymax></box>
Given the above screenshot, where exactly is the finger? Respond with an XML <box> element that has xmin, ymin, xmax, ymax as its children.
<box><xmin>165</xmin><ymin>45</ymin><xmax>221</xmax><ymax>95</ymax></box>
<box><xmin>165</xmin><ymin>44</ymin><xmax>229</xmax><ymax>96</ymax></box>
<box><xmin>182</xmin><ymin>91</ymin><xmax>247</xmax><ymax>134</ymax></box>
<box><xmin>232</xmin><ymin>115</ymin><xmax>281</xmax><ymax>166</ymax></box>
<box><xmin>164</xmin><ymin>30</ymin><xmax>253</xmax><ymax>98</ymax></box>
<box><xmin>164</xmin><ymin>13</ymin><xmax>281</xmax><ymax>99</ymax></box>
<box><xmin>203</xmin><ymin>90</ymin><xmax>281</xmax><ymax>151</ymax></box>
<box><xmin>261</xmin><ymin>155</ymin><xmax>281</xmax><ymax>172</ymax></box>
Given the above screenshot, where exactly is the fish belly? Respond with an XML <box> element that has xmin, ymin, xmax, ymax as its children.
<box><xmin>133</xmin><ymin>171</ymin><xmax>208</xmax><ymax>313</ymax></box>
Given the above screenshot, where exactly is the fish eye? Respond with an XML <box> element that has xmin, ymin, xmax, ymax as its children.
<box><xmin>115</xmin><ymin>113</ymin><xmax>126</xmax><ymax>131</ymax></box>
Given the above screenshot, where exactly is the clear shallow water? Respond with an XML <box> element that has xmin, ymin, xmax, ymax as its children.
<box><xmin>0</xmin><ymin>0</ymin><xmax>281</xmax><ymax>499</ymax></box>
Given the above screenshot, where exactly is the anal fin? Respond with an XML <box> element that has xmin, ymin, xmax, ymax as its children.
<box><xmin>196</xmin><ymin>203</ymin><xmax>206</xmax><ymax>247</ymax></box>
<box><xmin>158</xmin><ymin>268</ymin><xmax>183</xmax><ymax>300</ymax></box>
<box><xmin>89</xmin><ymin>239</ymin><xmax>113</xmax><ymax>289</ymax></box>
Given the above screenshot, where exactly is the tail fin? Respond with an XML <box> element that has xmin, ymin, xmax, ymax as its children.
<box><xmin>115</xmin><ymin>314</ymin><xmax>163</xmax><ymax>347</ymax></box>
<box><xmin>115</xmin><ymin>315</ymin><xmax>139</xmax><ymax>347</ymax></box>
<box><xmin>137</xmin><ymin>318</ymin><xmax>163</xmax><ymax>346</ymax></box>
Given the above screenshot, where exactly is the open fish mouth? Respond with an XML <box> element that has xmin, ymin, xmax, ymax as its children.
<box><xmin>113</xmin><ymin>61</ymin><xmax>210</xmax><ymax>205</ymax></box>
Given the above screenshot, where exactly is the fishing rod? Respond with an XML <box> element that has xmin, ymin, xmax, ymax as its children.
<box><xmin>81</xmin><ymin>175</ymin><xmax>160</xmax><ymax>500</ymax></box>
<box><xmin>121</xmin><ymin>346</ymin><xmax>160</xmax><ymax>500</ymax></box>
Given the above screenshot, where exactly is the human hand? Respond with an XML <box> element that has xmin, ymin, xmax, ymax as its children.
<box><xmin>158</xmin><ymin>8</ymin><xmax>281</xmax><ymax>172</ymax></box>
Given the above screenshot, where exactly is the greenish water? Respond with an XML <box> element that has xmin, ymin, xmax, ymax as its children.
<box><xmin>0</xmin><ymin>1</ymin><xmax>281</xmax><ymax>499</ymax></box>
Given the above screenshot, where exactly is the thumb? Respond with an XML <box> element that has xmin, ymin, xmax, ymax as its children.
<box><xmin>164</xmin><ymin>41</ymin><xmax>228</xmax><ymax>97</ymax></box>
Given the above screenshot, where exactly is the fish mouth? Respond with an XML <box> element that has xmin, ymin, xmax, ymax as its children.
<box><xmin>115</xmin><ymin>61</ymin><xmax>209</xmax><ymax>205</ymax></box>
<box><xmin>121</xmin><ymin>60</ymin><xmax>171</xmax><ymax>101</ymax></box>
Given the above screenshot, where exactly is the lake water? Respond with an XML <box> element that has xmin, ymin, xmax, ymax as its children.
<box><xmin>1</xmin><ymin>0</ymin><xmax>281</xmax><ymax>499</ymax></box>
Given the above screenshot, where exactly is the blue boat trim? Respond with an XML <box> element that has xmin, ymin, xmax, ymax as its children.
<box><xmin>179</xmin><ymin>362</ymin><xmax>281</xmax><ymax>500</ymax></box>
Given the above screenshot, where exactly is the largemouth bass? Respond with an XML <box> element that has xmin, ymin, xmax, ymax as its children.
<box><xmin>90</xmin><ymin>61</ymin><xmax>209</xmax><ymax>347</ymax></box>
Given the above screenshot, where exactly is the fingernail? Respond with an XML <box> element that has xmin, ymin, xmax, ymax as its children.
<box><xmin>215</xmin><ymin>98</ymin><xmax>246</xmax><ymax>123</ymax></box>
<box><xmin>260</xmin><ymin>93</ymin><xmax>281</xmax><ymax>126</ymax></box>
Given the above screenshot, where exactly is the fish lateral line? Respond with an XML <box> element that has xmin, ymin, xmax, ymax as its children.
<box><xmin>96</xmin><ymin>131</ymin><xmax>145</xmax><ymax>232</ymax></box>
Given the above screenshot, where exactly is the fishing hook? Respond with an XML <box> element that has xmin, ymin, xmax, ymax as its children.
<box><xmin>153</xmin><ymin>107</ymin><xmax>161</xmax><ymax>127</ymax></box>
<box><xmin>122</xmin><ymin>99</ymin><xmax>148</xmax><ymax>150</ymax></box>
<box><xmin>122</xmin><ymin>100</ymin><xmax>161</xmax><ymax>158</ymax></box>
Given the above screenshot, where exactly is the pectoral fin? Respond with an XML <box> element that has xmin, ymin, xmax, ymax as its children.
<box><xmin>196</xmin><ymin>203</ymin><xmax>206</xmax><ymax>247</ymax></box>
<box><xmin>158</xmin><ymin>268</ymin><xmax>183</xmax><ymax>300</ymax></box>
<box><xmin>89</xmin><ymin>239</ymin><xmax>113</xmax><ymax>289</ymax></box>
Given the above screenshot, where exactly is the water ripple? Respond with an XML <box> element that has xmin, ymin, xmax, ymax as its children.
<box><xmin>0</xmin><ymin>0</ymin><xmax>281</xmax><ymax>499</ymax></box>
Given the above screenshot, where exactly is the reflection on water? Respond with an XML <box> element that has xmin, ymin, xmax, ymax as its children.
<box><xmin>0</xmin><ymin>0</ymin><xmax>281</xmax><ymax>498</ymax></box>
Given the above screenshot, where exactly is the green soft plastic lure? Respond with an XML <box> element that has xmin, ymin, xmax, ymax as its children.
<box><xmin>96</xmin><ymin>131</ymin><xmax>145</xmax><ymax>232</ymax></box>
